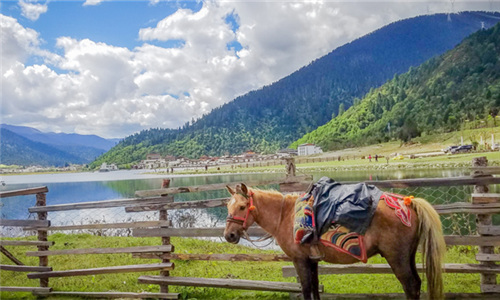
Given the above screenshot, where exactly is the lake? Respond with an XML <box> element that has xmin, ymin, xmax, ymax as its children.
<box><xmin>0</xmin><ymin>168</ymin><xmax>472</xmax><ymax>238</ymax></box>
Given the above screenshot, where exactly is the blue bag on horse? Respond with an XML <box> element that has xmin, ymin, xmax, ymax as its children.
<box><xmin>309</xmin><ymin>177</ymin><xmax>382</xmax><ymax>238</ymax></box>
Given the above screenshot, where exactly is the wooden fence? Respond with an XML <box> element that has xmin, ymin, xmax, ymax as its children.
<box><xmin>1</xmin><ymin>157</ymin><xmax>500</xmax><ymax>299</ymax></box>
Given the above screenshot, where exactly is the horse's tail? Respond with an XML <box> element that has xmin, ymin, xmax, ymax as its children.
<box><xmin>412</xmin><ymin>197</ymin><xmax>446</xmax><ymax>300</ymax></box>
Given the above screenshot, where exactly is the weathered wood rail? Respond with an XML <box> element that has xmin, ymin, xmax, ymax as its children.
<box><xmin>137</xmin><ymin>275</ymin><xmax>319</xmax><ymax>293</ymax></box>
<box><xmin>1</xmin><ymin>157</ymin><xmax>500</xmax><ymax>298</ymax></box>
<box><xmin>0</xmin><ymin>186</ymin><xmax>50</xmax><ymax>294</ymax></box>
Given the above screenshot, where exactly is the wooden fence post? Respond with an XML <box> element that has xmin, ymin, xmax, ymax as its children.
<box><xmin>471</xmin><ymin>157</ymin><xmax>497</xmax><ymax>291</ymax></box>
<box><xmin>36</xmin><ymin>192</ymin><xmax>49</xmax><ymax>289</ymax></box>
<box><xmin>159</xmin><ymin>179</ymin><xmax>174</xmax><ymax>297</ymax></box>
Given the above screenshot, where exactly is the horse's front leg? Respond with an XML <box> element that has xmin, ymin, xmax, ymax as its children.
<box><xmin>310</xmin><ymin>260</ymin><xmax>320</xmax><ymax>299</ymax></box>
<box><xmin>293</xmin><ymin>258</ymin><xmax>320</xmax><ymax>300</ymax></box>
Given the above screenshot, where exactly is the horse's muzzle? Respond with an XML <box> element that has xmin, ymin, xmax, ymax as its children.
<box><xmin>224</xmin><ymin>231</ymin><xmax>240</xmax><ymax>244</ymax></box>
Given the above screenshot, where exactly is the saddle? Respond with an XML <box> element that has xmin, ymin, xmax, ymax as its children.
<box><xmin>294</xmin><ymin>189</ymin><xmax>368</xmax><ymax>262</ymax></box>
<box><xmin>294</xmin><ymin>177</ymin><xmax>412</xmax><ymax>262</ymax></box>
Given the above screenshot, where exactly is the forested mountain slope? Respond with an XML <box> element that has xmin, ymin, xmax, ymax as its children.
<box><xmin>0</xmin><ymin>124</ymin><xmax>118</xmax><ymax>166</ymax></box>
<box><xmin>292</xmin><ymin>22</ymin><xmax>500</xmax><ymax>150</ymax></box>
<box><xmin>0</xmin><ymin>128</ymin><xmax>85</xmax><ymax>167</ymax></box>
<box><xmin>91</xmin><ymin>12</ymin><xmax>500</xmax><ymax>167</ymax></box>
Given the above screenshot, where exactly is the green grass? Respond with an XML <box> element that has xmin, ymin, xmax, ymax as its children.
<box><xmin>0</xmin><ymin>234</ymin><xmax>483</xmax><ymax>299</ymax></box>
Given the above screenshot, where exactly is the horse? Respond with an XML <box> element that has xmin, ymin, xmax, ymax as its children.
<box><xmin>223</xmin><ymin>183</ymin><xmax>445</xmax><ymax>300</ymax></box>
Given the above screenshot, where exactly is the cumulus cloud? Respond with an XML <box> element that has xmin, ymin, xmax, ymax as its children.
<box><xmin>1</xmin><ymin>0</ymin><xmax>499</xmax><ymax>138</ymax></box>
<box><xmin>1</xmin><ymin>14</ymin><xmax>40</xmax><ymax>68</ymax></box>
<box><xmin>19</xmin><ymin>0</ymin><xmax>48</xmax><ymax>21</ymax></box>
<box><xmin>83</xmin><ymin>0</ymin><xmax>104</xmax><ymax>6</ymax></box>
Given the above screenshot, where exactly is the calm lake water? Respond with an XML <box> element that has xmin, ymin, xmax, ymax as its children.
<box><xmin>0</xmin><ymin>168</ymin><xmax>471</xmax><ymax>238</ymax></box>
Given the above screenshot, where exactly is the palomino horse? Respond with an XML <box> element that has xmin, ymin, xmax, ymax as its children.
<box><xmin>224</xmin><ymin>183</ymin><xmax>445</xmax><ymax>300</ymax></box>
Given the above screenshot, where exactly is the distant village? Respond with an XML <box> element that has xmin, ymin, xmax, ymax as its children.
<box><xmin>1</xmin><ymin>144</ymin><xmax>323</xmax><ymax>173</ymax></box>
<box><xmin>0</xmin><ymin>164</ymin><xmax>84</xmax><ymax>174</ymax></box>
<box><xmin>130</xmin><ymin>143</ymin><xmax>323</xmax><ymax>171</ymax></box>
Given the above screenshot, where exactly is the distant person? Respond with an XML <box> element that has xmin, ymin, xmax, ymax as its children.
<box><xmin>368</xmin><ymin>154</ymin><xmax>372</xmax><ymax>162</ymax></box>
<box><xmin>375</xmin><ymin>154</ymin><xmax>378</xmax><ymax>162</ymax></box>
<box><xmin>162</xmin><ymin>179</ymin><xmax>170</xmax><ymax>188</ymax></box>
<box><xmin>386</xmin><ymin>156</ymin><xmax>390</xmax><ymax>164</ymax></box>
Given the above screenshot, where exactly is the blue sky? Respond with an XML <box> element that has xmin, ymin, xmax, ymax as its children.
<box><xmin>1</xmin><ymin>0</ymin><xmax>500</xmax><ymax>138</ymax></box>
<box><xmin>2</xmin><ymin>1</ymin><xmax>242</xmax><ymax>60</ymax></box>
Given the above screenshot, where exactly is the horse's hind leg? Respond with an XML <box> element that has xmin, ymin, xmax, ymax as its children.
<box><xmin>293</xmin><ymin>258</ymin><xmax>320</xmax><ymax>300</ymax></box>
<box><xmin>384</xmin><ymin>249</ymin><xmax>421</xmax><ymax>299</ymax></box>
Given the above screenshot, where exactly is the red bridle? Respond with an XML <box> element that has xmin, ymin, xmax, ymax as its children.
<box><xmin>226</xmin><ymin>191</ymin><xmax>255</xmax><ymax>230</ymax></box>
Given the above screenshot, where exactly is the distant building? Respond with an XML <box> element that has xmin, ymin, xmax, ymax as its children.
<box><xmin>297</xmin><ymin>143</ymin><xmax>323</xmax><ymax>156</ymax></box>
<box><xmin>244</xmin><ymin>150</ymin><xmax>256</xmax><ymax>157</ymax></box>
<box><xmin>165</xmin><ymin>155</ymin><xmax>176</xmax><ymax>161</ymax></box>
<box><xmin>146</xmin><ymin>153</ymin><xmax>162</xmax><ymax>160</ymax></box>
<box><xmin>277</xmin><ymin>148</ymin><xmax>298</xmax><ymax>156</ymax></box>
<box><xmin>99</xmin><ymin>162</ymin><xmax>118</xmax><ymax>172</ymax></box>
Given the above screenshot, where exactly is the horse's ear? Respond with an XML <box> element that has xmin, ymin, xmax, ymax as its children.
<box><xmin>226</xmin><ymin>185</ymin><xmax>235</xmax><ymax>195</ymax></box>
<box><xmin>240</xmin><ymin>183</ymin><xmax>248</xmax><ymax>195</ymax></box>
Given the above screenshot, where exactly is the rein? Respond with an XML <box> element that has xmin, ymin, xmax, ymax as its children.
<box><xmin>226</xmin><ymin>190</ymin><xmax>286</xmax><ymax>248</ymax></box>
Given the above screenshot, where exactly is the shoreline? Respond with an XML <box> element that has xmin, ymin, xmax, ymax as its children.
<box><xmin>3</xmin><ymin>153</ymin><xmax>499</xmax><ymax>181</ymax></box>
<box><xmin>151</xmin><ymin>157</ymin><xmax>498</xmax><ymax>176</ymax></box>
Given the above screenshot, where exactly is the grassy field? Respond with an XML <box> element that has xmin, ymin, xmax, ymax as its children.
<box><xmin>0</xmin><ymin>234</ymin><xmax>482</xmax><ymax>299</ymax></box>
<box><xmin>170</xmin><ymin>147</ymin><xmax>500</xmax><ymax>177</ymax></box>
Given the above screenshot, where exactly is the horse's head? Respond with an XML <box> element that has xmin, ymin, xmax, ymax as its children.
<box><xmin>224</xmin><ymin>183</ymin><xmax>256</xmax><ymax>244</ymax></box>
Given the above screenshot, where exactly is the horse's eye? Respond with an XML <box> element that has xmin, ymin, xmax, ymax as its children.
<box><xmin>239</xmin><ymin>205</ymin><xmax>246</xmax><ymax>211</ymax></box>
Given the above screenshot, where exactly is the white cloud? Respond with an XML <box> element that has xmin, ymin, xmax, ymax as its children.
<box><xmin>1</xmin><ymin>14</ymin><xmax>40</xmax><ymax>68</ymax></box>
<box><xmin>1</xmin><ymin>1</ymin><xmax>500</xmax><ymax>138</ymax></box>
<box><xmin>83</xmin><ymin>0</ymin><xmax>104</xmax><ymax>6</ymax></box>
<box><xmin>19</xmin><ymin>0</ymin><xmax>48</xmax><ymax>21</ymax></box>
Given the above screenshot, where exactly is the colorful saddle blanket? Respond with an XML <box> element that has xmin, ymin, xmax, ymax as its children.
<box><xmin>293</xmin><ymin>178</ymin><xmax>413</xmax><ymax>263</ymax></box>
<box><xmin>294</xmin><ymin>192</ymin><xmax>367</xmax><ymax>262</ymax></box>
<box><xmin>381</xmin><ymin>192</ymin><xmax>412</xmax><ymax>227</ymax></box>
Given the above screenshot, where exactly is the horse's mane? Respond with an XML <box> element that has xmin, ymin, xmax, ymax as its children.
<box><xmin>250</xmin><ymin>188</ymin><xmax>300</xmax><ymax>201</ymax></box>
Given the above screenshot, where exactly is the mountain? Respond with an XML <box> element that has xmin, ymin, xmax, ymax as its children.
<box><xmin>0</xmin><ymin>124</ymin><xmax>120</xmax><ymax>167</ymax></box>
<box><xmin>91</xmin><ymin>12</ymin><xmax>500</xmax><ymax>167</ymax></box>
<box><xmin>292</xmin><ymin>21</ymin><xmax>500</xmax><ymax>150</ymax></box>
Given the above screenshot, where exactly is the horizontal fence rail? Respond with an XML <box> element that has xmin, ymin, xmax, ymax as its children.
<box><xmin>138</xmin><ymin>275</ymin><xmax>320</xmax><ymax>293</ymax></box>
<box><xmin>24</xmin><ymin>221</ymin><xmax>171</xmax><ymax>232</ymax></box>
<box><xmin>282</xmin><ymin>263</ymin><xmax>500</xmax><ymax>277</ymax></box>
<box><xmin>0</xmin><ymin>219</ymin><xmax>50</xmax><ymax>227</ymax></box>
<box><xmin>0</xmin><ymin>265</ymin><xmax>52</xmax><ymax>272</ymax></box>
<box><xmin>27</xmin><ymin>263</ymin><xmax>174</xmax><ymax>279</ymax></box>
<box><xmin>134</xmin><ymin>176</ymin><xmax>311</xmax><ymax>197</ymax></box>
<box><xmin>125</xmin><ymin>198</ymin><xmax>229</xmax><ymax>212</ymax></box>
<box><xmin>28</xmin><ymin>196</ymin><xmax>173</xmax><ymax>213</ymax></box>
<box><xmin>133</xmin><ymin>253</ymin><xmax>292</xmax><ymax>261</ymax></box>
<box><xmin>26</xmin><ymin>245</ymin><xmax>173</xmax><ymax>257</ymax></box>
<box><xmin>0</xmin><ymin>186</ymin><xmax>48</xmax><ymax>198</ymax></box>
<box><xmin>364</xmin><ymin>176</ymin><xmax>500</xmax><ymax>188</ymax></box>
<box><xmin>36</xmin><ymin>291</ymin><xmax>179</xmax><ymax>299</ymax></box>
<box><xmin>0</xmin><ymin>240</ymin><xmax>54</xmax><ymax>247</ymax></box>
<box><xmin>133</xmin><ymin>226</ymin><xmax>266</xmax><ymax>238</ymax></box>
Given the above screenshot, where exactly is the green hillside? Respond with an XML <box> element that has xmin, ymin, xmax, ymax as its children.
<box><xmin>292</xmin><ymin>23</ymin><xmax>500</xmax><ymax>151</ymax></box>
<box><xmin>90</xmin><ymin>13</ymin><xmax>500</xmax><ymax>168</ymax></box>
